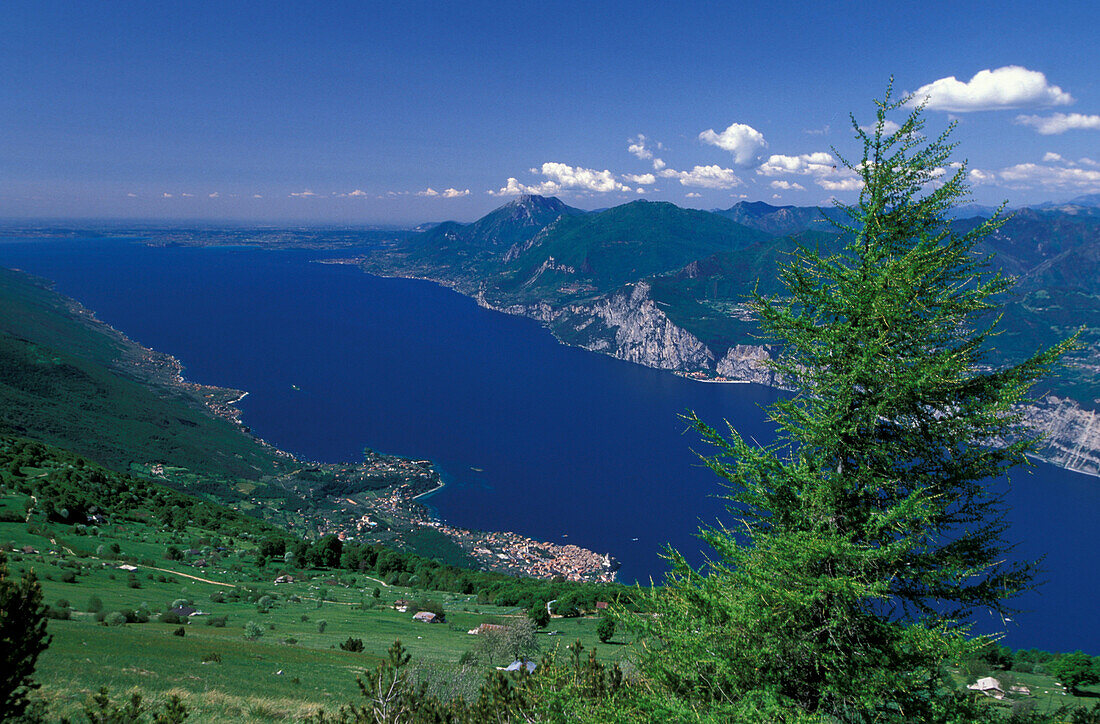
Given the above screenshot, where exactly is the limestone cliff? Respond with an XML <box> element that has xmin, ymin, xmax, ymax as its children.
<box><xmin>1029</xmin><ymin>397</ymin><xmax>1100</xmax><ymax>477</ymax></box>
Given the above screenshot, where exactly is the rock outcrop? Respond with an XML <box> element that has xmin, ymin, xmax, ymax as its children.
<box><xmin>1029</xmin><ymin>396</ymin><xmax>1100</xmax><ymax>477</ymax></box>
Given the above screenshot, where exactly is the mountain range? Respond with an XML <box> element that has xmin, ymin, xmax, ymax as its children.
<box><xmin>358</xmin><ymin>193</ymin><xmax>1100</xmax><ymax>477</ymax></box>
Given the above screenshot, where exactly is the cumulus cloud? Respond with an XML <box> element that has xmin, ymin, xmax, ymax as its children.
<box><xmin>491</xmin><ymin>162</ymin><xmax>632</xmax><ymax>196</ymax></box>
<box><xmin>417</xmin><ymin>188</ymin><xmax>440</xmax><ymax>197</ymax></box>
<box><xmin>911</xmin><ymin>66</ymin><xmax>1073</xmax><ymax>112</ymax></box>
<box><xmin>659</xmin><ymin>165</ymin><xmax>742</xmax><ymax>189</ymax></box>
<box><xmin>181</xmin><ymin>192</ymin><xmax>194</xmax><ymax>197</ymax></box>
<box><xmin>698</xmin><ymin>122</ymin><xmax>768</xmax><ymax>167</ymax></box>
<box><xmin>442</xmin><ymin>188</ymin><xmax>470</xmax><ymax>198</ymax></box>
<box><xmin>998</xmin><ymin>162</ymin><xmax>1100</xmax><ymax>190</ymax></box>
<box><xmin>757</xmin><ymin>152</ymin><xmax>861</xmax><ymax>191</ymax></box>
<box><xmin>757</xmin><ymin>152</ymin><xmax>837</xmax><ymax>176</ymax></box>
<box><xmin>1016</xmin><ymin>112</ymin><xmax>1100</xmax><ymax>135</ymax></box>
<box><xmin>290</xmin><ymin>190</ymin><xmax>316</xmax><ymax>197</ymax></box>
<box><xmin>162</xmin><ymin>192</ymin><xmax>173</xmax><ymax>198</ymax></box>
<box><xmin>623</xmin><ymin>173</ymin><xmax>656</xmax><ymax>185</ymax></box>
<box><xmin>628</xmin><ymin>134</ymin><xmax>656</xmax><ymax>160</ymax></box>
<box><xmin>1043</xmin><ymin>152</ymin><xmax>1064</xmax><ymax>163</ymax></box>
<box><xmin>770</xmin><ymin>180</ymin><xmax>806</xmax><ymax>191</ymax></box>
<box><xmin>652</xmin><ymin>158</ymin><xmax>666</xmax><ymax>171</ymax></box>
<box><xmin>208</xmin><ymin>192</ymin><xmax>219</xmax><ymax>198</ymax></box>
<box><xmin>339</xmin><ymin>189</ymin><xmax>369</xmax><ymax>197</ymax></box>
<box><xmin>859</xmin><ymin>120</ymin><xmax>902</xmax><ymax>135</ymax></box>
<box><xmin>968</xmin><ymin>168</ymin><xmax>997</xmax><ymax>184</ymax></box>
<box><xmin>685</xmin><ymin>192</ymin><xmax>702</xmax><ymax>198</ymax></box>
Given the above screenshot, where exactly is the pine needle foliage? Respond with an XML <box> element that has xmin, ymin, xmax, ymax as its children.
<box><xmin>629</xmin><ymin>86</ymin><xmax>1077</xmax><ymax>722</ymax></box>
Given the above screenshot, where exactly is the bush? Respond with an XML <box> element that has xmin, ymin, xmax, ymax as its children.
<box><xmin>172</xmin><ymin>626</ymin><xmax>186</xmax><ymax>637</ymax></box>
<box><xmin>210</xmin><ymin>590</ymin><xmax>225</xmax><ymax>603</ymax></box>
<box><xmin>104</xmin><ymin>611</ymin><xmax>127</xmax><ymax>626</ymax></box>
<box><xmin>206</xmin><ymin>615</ymin><xmax>229</xmax><ymax>628</ymax></box>
<box><xmin>317</xmin><ymin>620</ymin><xmax>327</xmax><ymax>634</ymax></box>
<box><xmin>59</xmin><ymin>570</ymin><xmax>77</xmax><ymax>583</ymax></box>
<box><xmin>597</xmin><ymin>616</ymin><xmax>615</xmax><ymax>643</ymax></box>
<box><xmin>256</xmin><ymin>595</ymin><xmax>273</xmax><ymax>613</ymax></box>
<box><xmin>86</xmin><ymin>595</ymin><xmax>103</xmax><ymax>613</ymax></box>
<box><xmin>244</xmin><ymin>621</ymin><xmax>263</xmax><ymax>641</ymax></box>
<box><xmin>159</xmin><ymin>612</ymin><xmax>184</xmax><ymax>625</ymax></box>
<box><xmin>201</xmin><ymin>652</ymin><xmax>221</xmax><ymax>663</ymax></box>
<box><xmin>339</xmin><ymin>637</ymin><xmax>365</xmax><ymax>652</ymax></box>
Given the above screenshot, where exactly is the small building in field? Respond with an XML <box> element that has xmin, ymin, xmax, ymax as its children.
<box><xmin>412</xmin><ymin>611</ymin><xmax>440</xmax><ymax>623</ymax></box>
<box><xmin>274</xmin><ymin>575</ymin><xmax>294</xmax><ymax>584</ymax></box>
<box><xmin>468</xmin><ymin>623</ymin><xmax>506</xmax><ymax>635</ymax></box>
<box><xmin>393</xmin><ymin>599</ymin><xmax>410</xmax><ymax>613</ymax></box>
<box><xmin>967</xmin><ymin>677</ymin><xmax>1005</xmax><ymax>699</ymax></box>
<box><xmin>171</xmin><ymin>605</ymin><xmax>198</xmax><ymax>618</ymax></box>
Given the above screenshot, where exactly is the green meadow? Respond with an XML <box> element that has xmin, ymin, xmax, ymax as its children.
<box><xmin>1</xmin><ymin>514</ymin><xmax>628</xmax><ymax>722</ymax></box>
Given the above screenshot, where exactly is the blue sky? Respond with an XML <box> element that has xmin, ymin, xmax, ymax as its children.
<box><xmin>3</xmin><ymin>0</ymin><xmax>1098</xmax><ymax>223</ymax></box>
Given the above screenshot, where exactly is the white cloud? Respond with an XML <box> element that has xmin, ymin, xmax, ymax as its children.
<box><xmin>859</xmin><ymin>119</ymin><xmax>902</xmax><ymax>135</ymax></box>
<box><xmin>290</xmin><ymin>190</ymin><xmax>316</xmax><ymax>197</ymax></box>
<box><xmin>339</xmin><ymin>189</ymin><xmax>369</xmax><ymax>197</ymax></box>
<box><xmin>208</xmin><ymin>192</ymin><xmax>219</xmax><ymax>198</ymax></box>
<box><xmin>698</xmin><ymin>122</ymin><xmax>768</xmax><ymax>167</ymax></box>
<box><xmin>623</xmin><ymin>173</ymin><xmax>656</xmax><ymax>185</ymax></box>
<box><xmin>1080</xmin><ymin>158</ymin><xmax>1100</xmax><ymax>168</ymax></box>
<box><xmin>126</xmin><ymin>192</ymin><xmax>137</xmax><ymax>198</ymax></box>
<box><xmin>162</xmin><ymin>192</ymin><xmax>173</xmax><ymax>198</ymax></box>
<box><xmin>757</xmin><ymin>152</ymin><xmax>836</xmax><ymax>176</ymax></box>
<box><xmin>1043</xmin><ymin>152</ymin><xmax>1064</xmax><ymax>163</ymax></box>
<box><xmin>181</xmin><ymin>192</ymin><xmax>194</xmax><ymax>197</ymax></box>
<box><xmin>660</xmin><ymin>165</ymin><xmax>742</xmax><ymax>189</ymax></box>
<box><xmin>911</xmin><ymin>66</ymin><xmax>1073</xmax><ymax>112</ymax></box>
<box><xmin>757</xmin><ymin>152</ymin><xmax>861</xmax><ymax>191</ymax></box>
<box><xmin>491</xmin><ymin>162</ymin><xmax>632</xmax><ymax>196</ymax></box>
<box><xmin>685</xmin><ymin>192</ymin><xmax>702</xmax><ymax>198</ymax></box>
<box><xmin>803</xmin><ymin>125</ymin><xmax>830</xmax><ymax>136</ymax></box>
<box><xmin>652</xmin><ymin>158</ymin><xmax>666</xmax><ymax>171</ymax></box>
<box><xmin>770</xmin><ymin>180</ymin><xmax>806</xmax><ymax>191</ymax></box>
<box><xmin>1016</xmin><ymin>112</ymin><xmax>1100</xmax><ymax>135</ymax></box>
<box><xmin>627</xmin><ymin>134</ymin><xmax>657</xmax><ymax>160</ymax></box>
<box><xmin>442</xmin><ymin>188</ymin><xmax>470</xmax><ymax>198</ymax></box>
<box><xmin>253</xmin><ymin>194</ymin><xmax>263</xmax><ymax>198</ymax></box>
<box><xmin>968</xmin><ymin>168</ymin><xmax>997</xmax><ymax>184</ymax></box>
<box><xmin>417</xmin><ymin>188</ymin><xmax>439</xmax><ymax>197</ymax></box>
<box><xmin>998</xmin><ymin>162</ymin><xmax>1100</xmax><ymax>190</ymax></box>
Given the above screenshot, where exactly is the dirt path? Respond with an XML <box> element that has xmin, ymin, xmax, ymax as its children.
<box><xmin>137</xmin><ymin>564</ymin><xmax>236</xmax><ymax>587</ymax></box>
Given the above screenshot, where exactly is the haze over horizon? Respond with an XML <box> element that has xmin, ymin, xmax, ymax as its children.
<box><xmin>4</xmin><ymin>0</ymin><xmax>1099</xmax><ymax>224</ymax></box>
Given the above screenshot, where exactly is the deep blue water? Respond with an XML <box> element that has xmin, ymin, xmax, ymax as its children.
<box><xmin>2</xmin><ymin>236</ymin><xmax>1098</xmax><ymax>653</ymax></box>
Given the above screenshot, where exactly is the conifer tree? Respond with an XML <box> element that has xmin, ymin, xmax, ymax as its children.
<box><xmin>630</xmin><ymin>86</ymin><xmax>1075</xmax><ymax>722</ymax></box>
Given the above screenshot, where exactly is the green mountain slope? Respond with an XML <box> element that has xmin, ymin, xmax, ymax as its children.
<box><xmin>0</xmin><ymin>268</ymin><xmax>285</xmax><ymax>479</ymax></box>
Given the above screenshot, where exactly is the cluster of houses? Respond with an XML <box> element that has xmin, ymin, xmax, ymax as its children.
<box><xmin>967</xmin><ymin>677</ymin><xmax>1032</xmax><ymax>699</ymax></box>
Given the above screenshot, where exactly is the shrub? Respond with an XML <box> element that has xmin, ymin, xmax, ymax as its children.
<box><xmin>284</xmin><ymin>638</ymin><xmax>298</xmax><ymax>645</ymax></box>
<box><xmin>339</xmin><ymin>637</ymin><xmax>364</xmax><ymax>652</ymax></box>
<box><xmin>104</xmin><ymin>612</ymin><xmax>127</xmax><ymax>626</ymax></box>
<box><xmin>59</xmin><ymin>570</ymin><xmax>77</xmax><ymax>584</ymax></box>
<box><xmin>170</xmin><ymin>598</ymin><xmax>191</xmax><ymax>609</ymax></box>
<box><xmin>172</xmin><ymin>626</ymin><xmax>186</xmax><ymax>637</ymax></box>
<box><xmin>244</xmin><ymin>621</ymin><xmax>263</xmax><ymax>641</ymax></box>
<box><xmin>256</xmin><ymin>595</ymin><xmax>273</xmax><ymax>613</ymax></box>
<box><xmin>597</xmin><ymin>616</ymin><xmax>615</xmax><ymax>644</ymax></box>
<box><xmin>201</xmin><ymin>652</ymin><xmax>221</xmax><ymax>663</ymax></box>
<box><xmin>206</xmin><ymin>614</ymin><xmax>228</xmax><ymax>628</ymax></box>
<box><xmin>317</xmin><ymin>620</ymin><xmax>327</xmax><ymax>634</ymax></box>
<box><xmin>210</xmin><ymin>590</ymin><xmax>225</xmax><ymax>603</ymax></box>
<box><xmin>86</xmin><ymin>595</ymin><xmax>103</xmax><ymax>613</ymax></box>
<box><xmin>159</xmin><ymin>612</ymin><xmax>184</xmax><ymax>625</ymax></box>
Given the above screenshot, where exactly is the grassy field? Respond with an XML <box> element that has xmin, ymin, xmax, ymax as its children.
<box><xmin>1</xmin><ymin>514</ymin><xmax>629</xmax><ymax>722</ymax></box>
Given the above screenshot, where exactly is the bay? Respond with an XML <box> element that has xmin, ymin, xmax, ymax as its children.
<box><xmin>1</xmin><ymin>235</ymin><xmax>1097</xmax><ymax>653</ymax></box>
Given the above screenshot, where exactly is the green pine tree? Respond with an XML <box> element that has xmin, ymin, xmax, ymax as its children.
<box><xmin>629</xmin><ymin>85</ymin><xmax>1076</xmax><ymax>722</ymax></box>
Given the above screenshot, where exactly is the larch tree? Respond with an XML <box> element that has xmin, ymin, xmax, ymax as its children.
<box><xmin>629</xmin><ymin>86</ymin><xmax>1076</xmax><ymax>722</ymax></box>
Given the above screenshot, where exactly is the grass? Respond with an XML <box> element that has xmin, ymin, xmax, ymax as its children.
<box><xmin>2</xmin><ymin>509</ymin><xmax>628</xmax><ymax>722</ymax></box>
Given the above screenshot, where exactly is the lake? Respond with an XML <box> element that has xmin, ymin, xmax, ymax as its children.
<box><xmin>2</xmin><ymin>235</ymin><xmax>1097</xmax><ymax>653</ymax></box>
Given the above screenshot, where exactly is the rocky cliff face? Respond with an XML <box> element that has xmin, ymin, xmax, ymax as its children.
<box><xmin>473</xmin><ymin>279</ymin><xmax>1100</xmax><ymax>479</ymax></box>
<box><xmin>1029</xmin><ymin>397</ymin><xmax>1100</xmax><ymax>477</ymax></box>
